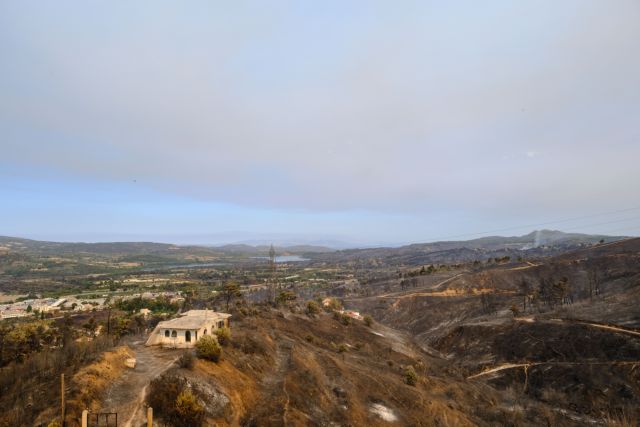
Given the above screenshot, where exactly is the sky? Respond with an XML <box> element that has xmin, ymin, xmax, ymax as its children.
<box><xmin>1</xmin><ymin>1</ymin><xmax>639</xmax><ymax>247</ymax></box>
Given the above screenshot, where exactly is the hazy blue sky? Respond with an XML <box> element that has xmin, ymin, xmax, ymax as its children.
<box><xmin>1</xmin><ymin>1</ymin><xmax>639</xmax><ymax>246</ymax></box>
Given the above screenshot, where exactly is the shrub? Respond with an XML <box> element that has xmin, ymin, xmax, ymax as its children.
<box><xmin>404</xmin><ymin>366</ymin><xmax>418</xmax><ymax>386</ymax></box>
<box><xmin>337</xmin><ymin>344</ymin><xmax>348</xmax><ymax>353</ymax></box>
<box><xmin>509</xmin><ymin>304</ymin><xmax>520</xmax><ymax>317</ymax></box>
<box><xmin>48</xmin><ymin>421</ymin><xmax>62</xmax><ymax>427</ymax></box>
<box><xmin>276</xmin><ymin>291</ymin><xmax>297</xmax><ymax>305</ymax></box>
<box><xmin>332</xmin><ymin>311</ymin><xmax>351</xmax><ymax>325</ymax></box>
<box><xmin>214</xmin><ymin>327</ymin><xmax>231</xmax><ymax>346</ymax></box>
<box><xmin>196</xmin><ymin>335</ymin><xmax>222</xmax><ymax>362</ymax></box>
<box><xmin>177</xmin><ymin>350</ymin><xmax>194</xmax><ymax>369</ymax></box>
<box><xmin>148</xmin><ymin>374</ymin><xmax>204</xmax><ymax>427</ymax></box>
<box><xmin>363</xmin><ymin>315</ymin><xmax>373</xmax><ymax>327</ymax></box>
<box><xmin>232</xmin><ymin>333</ymin><xmax>267</xmax><ymax>355</ymax></box>
<box><xmin>306</xmin><ymin>300</ymin><xmax>320</xmax><ymax>316</ymax></box>
<box><xmin>175</xmin><ymin>389</ymin><xmax>205</xmax><ymax>427</ymax></box>
<box><xmin>148</xmin><ymin>374</ymin><xmax>186</xmax><ymax>425</ymax></box>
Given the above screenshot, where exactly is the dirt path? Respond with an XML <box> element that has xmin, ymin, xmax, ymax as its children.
<box><xmin>376</xmin><ymin>273</ymin><xmax>467</xmax><ymax>299</ymax></box>
<box><xmin>261</xmin><ymin>335</ymin><xmax>295</xmax><ymax>426</ymax></box>
<box><xmin>577</xmin><ymin>321</ymin><xmax>640</xmax><ymax>337</ymax></box>
<box><xmin>467</xmin><ymin>363</ymin><xmax>534</xmax><ymax>379</ymax></box>
<box><xmin>100</xmin><ymin>340</ymin><xmax>180</xmax><ymax>427</ymax></box>
<box><xmin>515</xmin><ymin>317</ymin><xmax>640</xmax><ymax>338</ymax></box>
<box><xmin>468</xmin><ymin>360</ymin><xmax>640</xmax><ymax>380</ymax></box>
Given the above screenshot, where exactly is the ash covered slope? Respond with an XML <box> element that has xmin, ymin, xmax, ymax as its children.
<box><xmin>345</xmin><ymin>238</ymin><xmax>640</xmax><ymax>424</ymax></box>
<box><xmin>139</xmin><ymin>308</ymin><xmax>565</xmax><ymax>426</ymax></box>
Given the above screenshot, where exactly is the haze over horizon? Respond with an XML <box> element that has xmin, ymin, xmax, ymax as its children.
<box><xmin>2</xmin><ymin>1</ymin><xmax>640</xmax><ymax>245</ymax></box>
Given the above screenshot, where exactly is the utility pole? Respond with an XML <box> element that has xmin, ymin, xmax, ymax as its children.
<box><xmin>60</xmin><ymin>374</ymin><xmax>65</xmax><ymax>426</ymax></box>
<box><xmin>107</xmin><ymin>307</ymin><xmax>111</xmax><ymax>336</ymax></box>
<box><xmin>269</xmin><ymin>244</ymin><xmax>276</xmax><ymax>303</ymax></box>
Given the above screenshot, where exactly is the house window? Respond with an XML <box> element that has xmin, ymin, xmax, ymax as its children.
<box><xmin>217</xmin><ymin>320</ymin><xmax>224</xmax><ymax>329</ymax></box>
<box><xmin>171</xmin><ymin>330</ymin><xmax>177</xmax><ymax>338</ymax></box>
<box><xmin>203</xmin><ymin>329</ymin><xmax>207</xmax><ymax>335</ymax></box>
<box><xmin>164</xmin><ymin>330</ymin><xmax>170</xmax><ymax>337</ymax></box>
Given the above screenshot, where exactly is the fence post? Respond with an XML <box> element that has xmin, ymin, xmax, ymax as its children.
<box><xmin>147</xmin><ymin>407</ymin><xmax>153</xmax><ymax>427</ymax></box>
<box><xmin>81</xmin><ymin>410</ymin><xmax>88</xmax><ymax>427</ymax></box>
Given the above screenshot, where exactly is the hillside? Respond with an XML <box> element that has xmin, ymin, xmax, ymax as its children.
<box><xmin>0</xmin><ymin>236</ymin><xmax>329</xmax><ymax>257</ymax></box>
<box><xmin>308</xmin><ymin>230</ymin><xmax>628</xmax><ymax>266</ymax></box>
<box><xmin>63</xmin><ymin>308</ymin><xmax>575</xmax><ymax>427</ymax></box>
<box><xmin>344</xmin><ymin>238</ymin><xmax>640</xmax><ymax>424</ymax></box>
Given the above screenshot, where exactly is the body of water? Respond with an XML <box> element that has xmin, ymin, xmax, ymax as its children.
<box><xmin>252</xmin><ymin>255</ymin><xmax>310</xmax><ymax>263</ymax></box>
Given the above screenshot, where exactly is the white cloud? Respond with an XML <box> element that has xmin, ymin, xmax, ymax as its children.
<box><xmin>1</xmin><ymin>1</ymin><xmax>639</xmax><ymax>218</ymax></box>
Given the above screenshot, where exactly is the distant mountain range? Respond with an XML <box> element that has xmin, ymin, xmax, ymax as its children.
<box><xmin>0</xmin><ymin>235</ymin><xmax>334</xmax><ymax>256</ymax></box>
<box><xmin>0</xmin><ymin>230</ymin><xmax>629</xmax><ymax>260</ymax></box>
<box><xmin>307</xmin><ymin>230</ymin><xmax>630</xmax><ymax>265</ymax></box>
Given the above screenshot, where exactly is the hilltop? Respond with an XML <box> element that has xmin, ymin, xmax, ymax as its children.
<box><xmin>309</xmin><ymin>230</ymin><xmax>628</xmax><ymax>265</ymax></box>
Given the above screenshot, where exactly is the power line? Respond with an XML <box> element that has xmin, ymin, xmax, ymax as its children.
<box><xmin>579</xmin><ymin>224</ymin><xmax>640</xmax><ymax>236</ymax></box>
<box><xmin>419</xmin><ymin>206</ymin><xmax>640</xmax><ymax>242</ymax></box>
<box><xmin>561</xmin><ymin>216</ymin><xmax>639</xmax><ymax>233</ymax></box>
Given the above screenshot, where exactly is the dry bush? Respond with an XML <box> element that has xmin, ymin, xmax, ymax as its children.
<box><xmin>177</xmin><ymin>350</ymin><xmax>195</xmax><ymax>370</ymax></box>
<box><xmin>404</xmin><ymin>366</ymin><xmax>418</xmax><ymax>386</ymax></box>
<box><xmin>540</xmin><ymin>387</ymin><xmax>564</xmax><ymax>403</ymax></box>
<box><xmin>363</xmin><ymin>315</ymin><xmax>373</xmax><ymax>327</ymax></box>
<box><xmin>605</xmin><ymin>407</ymin><xmax>637</xmax><ymax>427</ymax></box>
<box><xmin>231</xmin><ymin>332</ymin><xmax>267</xmax><ymax>355</ymax></box>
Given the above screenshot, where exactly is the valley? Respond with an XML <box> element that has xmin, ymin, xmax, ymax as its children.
<box><xmin>0</xmin><ymin>232</ymin><xmax>638</xmax><ymax>426</ymax></box>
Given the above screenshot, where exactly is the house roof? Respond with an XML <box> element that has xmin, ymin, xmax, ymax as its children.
<box><xmin>156</xmin><ymin>310</ymin><xmax>231</xmax><ymax>330</ymax></box>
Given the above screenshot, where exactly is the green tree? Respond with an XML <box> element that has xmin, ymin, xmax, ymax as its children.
<box><xmin>221</xmin><ymin>282</ymin><xmax>241</xmax><ymax>311</ymax></box>
<box><xmin>276</xmin><ymin>291</ymin><xmax>296</xmax><ymax>305</ymax></box>
<box><xmin>306</xmin><ymin>300</ymin><xmax>320</xmax><ymax>316</ymax></box>
<box><xmin>195</xmin><ymin>335</ymin><xmax>222</xmax><ymax>362</ymax></box>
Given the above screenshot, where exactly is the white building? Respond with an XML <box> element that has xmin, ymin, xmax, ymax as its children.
<box><xmin>145</xmin><ymin>310</ymin><xmax>231</xmax><ymax>348</ymax></box>
<box><xmin>0</xmin><ymin>310</ymin><xmax>29</xmax><ymax>319</ymax></box>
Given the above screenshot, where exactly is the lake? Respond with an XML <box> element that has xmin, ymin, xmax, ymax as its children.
<box><xmin>252</xmin><ymin>255</ymin><xmax>310</xmax><ymax>263</ymax></box>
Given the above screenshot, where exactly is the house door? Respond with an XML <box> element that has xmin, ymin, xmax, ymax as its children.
<box><xmin>185</xmin><ymin>331</ymin><xmax>191</xmax><ymax>342</ymax></box>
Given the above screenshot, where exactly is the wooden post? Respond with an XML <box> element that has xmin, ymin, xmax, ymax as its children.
<box><xmin>81</xmin><ymin>410</ymin><xmax>88</xmax><ymax>427</ymax></box>
<box><xmin>147</xmin><ymin>407</ymin><xmax>153</xmax><ymax>427</ymax></box>
<box><xmin>60</xmin><ymin>374</ymin><xmax>65</xmax><ymax>426</ymax></box>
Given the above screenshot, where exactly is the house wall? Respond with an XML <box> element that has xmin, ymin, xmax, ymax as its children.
<box><xmin>155</xmin><ymin>328</ymin><xmax>198</xmax><ymax>348</ymax></box>
<box><xmin>150</xmin><ymin>318</ymin><xmax>229</xmax><ymax>348</ymax></box>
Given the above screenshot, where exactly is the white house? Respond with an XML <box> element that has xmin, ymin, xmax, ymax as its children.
<box><xmin>145</xmin><ymin>310</ymin><xmax>231</xmax><ymax>348</ymax></box>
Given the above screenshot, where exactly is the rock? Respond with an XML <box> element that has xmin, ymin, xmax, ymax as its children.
<box><xmin>332</xmin><ymin>386</ymin><xmax>347</xmax><ymax>399</ymax></box>
<box><xmin>124</xmin><ymin>358</ymin><xmax>137</xmax><ymax>369</ymax></box>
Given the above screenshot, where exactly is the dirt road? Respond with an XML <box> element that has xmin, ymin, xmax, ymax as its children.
<box><xmin>100</xmin><ymin>340</ymin><xmax>180</xmax><ymax>427</ymax></box>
